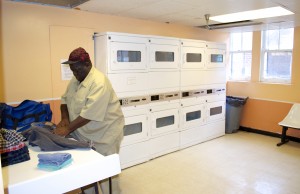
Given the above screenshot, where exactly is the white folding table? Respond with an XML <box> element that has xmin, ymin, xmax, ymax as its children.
<box><xmin>2</xmin><ymin>146</ymin><xmax>121</xmax><ymax>194</ymax></box>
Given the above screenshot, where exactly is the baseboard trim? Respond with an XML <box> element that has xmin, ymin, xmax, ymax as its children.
<box><xmin>239</xmin><ymin>126</ymin><xmax>300</xmax><ymax>143</ymax></box>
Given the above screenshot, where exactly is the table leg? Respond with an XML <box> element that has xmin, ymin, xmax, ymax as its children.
<box><xmin>109</xmin><ymin>177</ymin><xmax>112</xmax><ymax>194</ymax></box>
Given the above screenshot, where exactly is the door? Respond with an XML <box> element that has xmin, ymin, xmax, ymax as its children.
<box><xmin>206</xmin><ymin>48</ymin><xmax>226</xmax><ymax>68</ymax></box>
<box><xmin>181</xmin><ymin>104</ymin><xmax>205</xmax><ymax>130</ymax></box>
<box><xmin>110</xmin><ymin>42</ymin><xmax>147</xmax><ymax>71</ymax></box>
<box><xmin>206</xmin><ymin>101</ymin><xmax>225</xmax><ymax>122</ymax></box>
<box><xmin>181</xmin><ymin>46</ymin><xmax>205</xmax><ymax>69</ymax></box>
<box><xmin>151</xmin><ymin>108</ymin><xmax>179</xmax><ymax>137</ymax></box>
<box><xmin>121</xmin><ymin>113</ymin><xmax>149</xmax><ymax>146</ymax></box>
<box><xmin>149</xmin><ymin>44</ymin><xmax>179</xmax><ymax>69</ymax></box>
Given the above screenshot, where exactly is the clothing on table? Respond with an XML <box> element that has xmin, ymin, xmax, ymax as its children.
<box><xmin>22</xmin><ymin>126</ymin><xmax>92</xmax><ymax>151</ymax></box>
<box><xmin>38</xmin><ymin>152</ymin><xmax>72</xmax><ymax>165</ymax></box>
<box><xmin>37</xmin><ymin>152</ymin><xmax>73</xmax><ymax>171</ymax></box>
<box><xmin>0</xmin><ymin>128</ymin><xmax>26</xmax><ymax>149</ymax></box>
<box><xmin>0</xmin><ymin>128</ymin><xmax>29</xmax><ymax>167</ymax></box>
<box><xmin>61</xmin><ymin>66</ymin><xmax>124</xmax><ymax>194</ymax></box>
<box><xmin>1</xmin><ymin>146</ymin><xmax>30</xmax><ymax>167</ymax></box>
<box><xmin>37</xmin><ymin>158</ymin><xmax>73</xmax><ymax>171</ymax></box>
<box><xmin>31</xmin><ymin>121</ymin><xmax>57</xmax><ymax>131</ymax></box>
<box><xmin>0</xmin><ymin>141</ymin><xmax>25</xmax><ymax>154</ymax></box>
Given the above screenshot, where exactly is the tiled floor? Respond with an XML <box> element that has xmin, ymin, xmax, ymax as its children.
<box><xmin>67</xmin><ymin>131</ymin><xmax>300</xmax><ymax>194</ymax></box>
<box><xmin>118</xmin><ymin>131</ymin><xmax>300</xmax><ymax>194</ymax></box>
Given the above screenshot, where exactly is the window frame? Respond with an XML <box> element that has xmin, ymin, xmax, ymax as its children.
<box><xmin>260</xmin><ymin>28</ymin><xmax>294</xmax><ymax>84</ymax></box>
<box><xmin>228</xmin><ymin>32</ymin><xmax>253</xmax><ymax>81</ymax></box>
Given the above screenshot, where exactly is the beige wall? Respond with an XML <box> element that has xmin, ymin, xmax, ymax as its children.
<box><xmin>1</xmin><ymin>1</ymin><xmax>228</xmax><ymax>103</ymax></box>
<box><xmin>2</xmin><ymin>1</ymin><xmax>299</xmax><ymax>138</ymax></box>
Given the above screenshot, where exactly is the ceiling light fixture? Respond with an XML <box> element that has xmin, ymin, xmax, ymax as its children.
<box><xmin>210</xmin><ymin>6</ymin><xmax>294</xmax><ymax>23</ymax></box>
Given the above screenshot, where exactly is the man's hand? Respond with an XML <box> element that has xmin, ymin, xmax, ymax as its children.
<box><xmin>53</xmin><ymin>126</ymin><xmax>70</xmax><ymax>137</ymax></box>
<box><xmin>57</xmin><ymin>118</ymin><xmax>70</xmax><ymax>128</ymax></box>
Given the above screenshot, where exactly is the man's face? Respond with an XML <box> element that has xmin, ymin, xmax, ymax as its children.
<box><xmin>69</xmin><ymin>62</ymin><xmax>89</xmax><ymax>82</ymax></box>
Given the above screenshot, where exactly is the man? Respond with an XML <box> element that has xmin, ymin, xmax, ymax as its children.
<box><xmin>53</xmin><ymin>47</ymin><xmax>124</xmax><ymax>194</ymax></box>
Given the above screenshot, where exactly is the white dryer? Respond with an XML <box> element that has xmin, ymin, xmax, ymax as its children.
<box><xmin>118</xmin><ymin>95</ymin><xmax>150</xmax><ymax>169</ymax></box>
<box><xmin>148</xmin><ymin>91</ymin><xmax>180</xmax><ymax>159</ymax></box>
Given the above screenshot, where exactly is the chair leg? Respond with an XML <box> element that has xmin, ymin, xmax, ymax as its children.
<box><xmin>277</xmin><ymin>126</ymin><xmax>289</xmax><ymax>146</ymax></box>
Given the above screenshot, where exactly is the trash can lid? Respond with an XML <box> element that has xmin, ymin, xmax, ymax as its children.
<box><xmin>226</xmin><ymin>96</ymin><xmax>248</xmax><ymax>106</ymax></box>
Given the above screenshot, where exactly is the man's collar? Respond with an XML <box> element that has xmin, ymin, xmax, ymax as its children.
<box><xmin>80</xmin><ymin>66</ymin><xmax>95</xmax><ymax>87</ymax></box>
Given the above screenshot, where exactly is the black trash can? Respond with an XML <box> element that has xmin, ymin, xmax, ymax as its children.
<box><xmin>225</xmin><ymin>96</ymin><xmax>248</xmax><ymax>134</ymax></box>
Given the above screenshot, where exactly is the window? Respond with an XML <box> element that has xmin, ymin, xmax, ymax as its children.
<box><xmin>229</xmin><ymin>32</ymin><xmax>252</xmax><ymax>81</ymax></box>
<box><xmin>261</xmin><ymin>28</ymin><xmax>294</xmax><ymax>83</ymax></box>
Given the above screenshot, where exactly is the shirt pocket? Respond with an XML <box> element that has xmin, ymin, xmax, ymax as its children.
<box><xmin>72</xmin><ymin>96</ymin><xmax>86</xmax><ymax>115</ymax></box>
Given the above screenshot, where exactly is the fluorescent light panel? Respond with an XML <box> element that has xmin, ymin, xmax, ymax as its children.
<box><xmin>210</xmin><ymin>6</ymin><xmax>294</xmax><ymax>23</ymax></box>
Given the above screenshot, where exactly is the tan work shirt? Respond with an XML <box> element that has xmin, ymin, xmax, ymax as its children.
<box><xmin>61</xmin><ymin>67</ymin><xmax>124</xmax><ymax>155</ymax></box>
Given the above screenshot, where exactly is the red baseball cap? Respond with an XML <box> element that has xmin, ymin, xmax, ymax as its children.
<box><xmin>62</xmin><ymin>47</ymin><xmax>91</xmax><ymax>64</ymax></box>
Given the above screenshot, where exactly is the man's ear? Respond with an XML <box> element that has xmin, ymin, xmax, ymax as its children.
<box><xmin>86</xmin><ymin>62</ymin><xmax>92</xmax><ymax>67</ymax></box>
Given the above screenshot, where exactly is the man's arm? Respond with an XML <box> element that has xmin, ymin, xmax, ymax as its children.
<box><xmin>53</xmin><ymin>116</ymin><xmax>90</xmax><ymax>137</ymax></box>
<box><xmin>57</xmin><ymin>104</ymin><xmax>70</xmax><ymax>127</ymax></box>
<box><xmin>54</xmin><ymin>104</ymin><xmax>91</xmax><ymax>137</ymax></box>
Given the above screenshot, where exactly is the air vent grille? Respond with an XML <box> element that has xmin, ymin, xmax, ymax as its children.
<box><xmin>197</xmin><ymin>20</ymin><xmax>262</xmax><ymax>30</ymax></box>
<box><xmin>10</xmin><ymin>0</ymin><xmax>90</xmax><ymax>8</ymax></box>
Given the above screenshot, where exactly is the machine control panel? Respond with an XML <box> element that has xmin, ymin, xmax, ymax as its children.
<box><xmin>150</xmin><ymin>91</ymin><xmax>180</xmax><ymax>102</ymax></box>
<box><xmin>181</xmin><ymin>89</ymin><xmax>206</xmax><ymax>98</ymax></box>
<box><xmin>119</xmin><ymin>95</ymin><xmax>149</xmax><ymax>107</ymax></box>
<box><xmin>206</xmin><ymin>88</ymin><xmax>226</xmax><ymax>95</ymax></box>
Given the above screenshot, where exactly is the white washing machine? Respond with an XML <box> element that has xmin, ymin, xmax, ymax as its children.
<box><xmin>179</xmin><ymin>88</ymin><xmax>207</xmax><ymax>149</ymax></box>
<box><xmin>94</xmin><ymin>32</ymin><xmax>150</xmax><ymax>97</ymax></box>
<box><xmin>118</xmin><ymin>95</ymin><xmax>151</xmax><ymax>169</ymax></box>
<box><xmin>202</xmin><ymin>85</ymin><xmax>226</xmax><ymax>141</ymax></box>
<box><xmin>148</xmin><ymin>91</ymin><xmax>180</xmax><ymax>159</ymax></box>
<box><xmin>181</xmin><ymin>39</ymin><xmax>206</xmax><ymax>70</ymax></box>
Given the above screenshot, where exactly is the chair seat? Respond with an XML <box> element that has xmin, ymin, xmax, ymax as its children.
<box><xmin>279</xmin><ymin>122</ymin><xmax>300</xmax><ymax>129</ymax></box>
<box><xmin>277</xmin><ymin>103</ymin><xmax>300</xmax><ymax>146</ymax></box>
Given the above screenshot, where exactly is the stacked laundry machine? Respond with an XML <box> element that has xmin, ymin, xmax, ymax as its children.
<box><xmin>94</xmin><ymin>32</ymin><xmax>226</xmax><ymax>169</ymax></box>
<box><xmin>180</xmin><ymin>39</ymin><xmax>226</xmax><ymax>148</ymax></box>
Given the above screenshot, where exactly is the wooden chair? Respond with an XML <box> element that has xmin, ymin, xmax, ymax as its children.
<box><xmin>277</xmin><ymin>103</ymin><xmax>300</xmax><ymax>146</ymax></box>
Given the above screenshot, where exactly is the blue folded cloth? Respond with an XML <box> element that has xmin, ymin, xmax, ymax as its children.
<box><xmin>38</xmin><ymin>158</ymin><xmax>73</xmax><ymax>171</ymax></box>
<box><xmin>38</xmin><ymin>153</ymin><xmax>72</xmax><ymax>166</ymax></box>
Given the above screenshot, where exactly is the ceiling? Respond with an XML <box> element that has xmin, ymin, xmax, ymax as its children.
<box><xmin>10</xmin><ymin>0</ymin><xmax>300</xmax><ymax>32</ymax></box>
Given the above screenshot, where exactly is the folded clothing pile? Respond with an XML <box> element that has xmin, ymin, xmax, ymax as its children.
<box><xmin>37</xmin><ymin>153</ymin><xmax>72</xmax><ymax>171</ymax></box>
<box><xmin>22</xmin><ymin>126</ymin><xmax>92</xmax><ymax>151</ymax></box>
<box><xmin>1</xmin><ymin>129</ymin><xmax>30</xmax><ymax>167</ymax></box>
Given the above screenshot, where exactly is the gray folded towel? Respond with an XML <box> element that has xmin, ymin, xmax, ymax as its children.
<box><xmin>22</xmin><ymin>126</ymin><xmax>91</xmax><ymax>151</ymax></box>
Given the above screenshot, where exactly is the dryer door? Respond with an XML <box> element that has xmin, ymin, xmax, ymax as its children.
<box><xmin>206</xmin><ymin>48</ymin><xmax>226</xmax><ymax>68</ymax></box>
<box><xmin>149</xmin><ymin>44</ymin><xmax>179</xmax><ymax>69</ymax></box>
<box><xmin>121</xmin><ymin>114</ymin><xmax>148</xmax><ymax>146</ymax></box>
<box><xmin>181</xmin><ymin>104</ymin><xmax>205</xmax><ymax>130</ymax></box>
<box><xmin>206</xmin><ymin>101</ymin><xmax>225</xmax><ymax>123</ymax></box>
<box><xmin>110</xmin><ymin>42</ymin><xmax>147</xmax><ymax>72</ymax></box>
<box><xmin>151</xmin><ymin>108</ymin><xmax>179</xmax><ymax>137</ymax></box>
<box><xmin>182</xmin><ymin>46</ymin><xmax>205</xmax><ymax>69</ymax></box>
